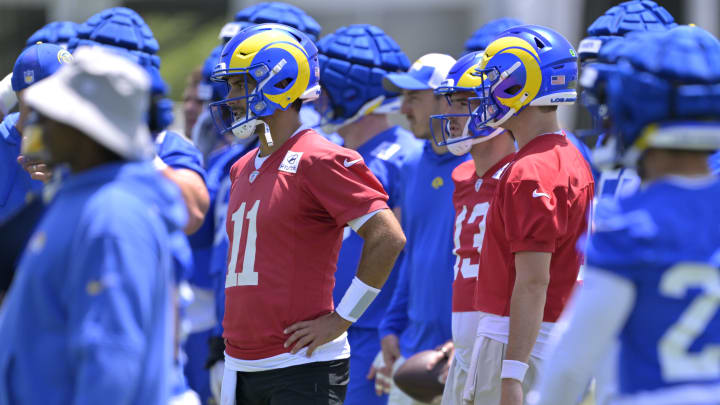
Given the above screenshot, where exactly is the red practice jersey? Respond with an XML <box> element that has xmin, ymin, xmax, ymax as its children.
<box><xmin>223</xmin><ymin>129</ymin><xmax>389</xmax><ymax>360</ymax></box>
<box><xmin>451</xmin><ymin>154</ymin><xmax>514</xmax><ymax>312</ymax></box>
<box><xmin>476</xmin><ymin>133</ymin><xmax>594</xmax><ymax>322</ymax></box>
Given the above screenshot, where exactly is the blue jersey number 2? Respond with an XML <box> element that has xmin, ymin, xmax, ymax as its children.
<box><xmin>658</xmin><ymin>263</ymin><xmax>720</xmax><ymax>382</ymax></box>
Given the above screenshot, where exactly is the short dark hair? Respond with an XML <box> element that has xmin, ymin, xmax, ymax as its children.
<box><xmin>291</xmin><ymin>99</ymin><xmax>303</xmax><ymax>112</ymax></box>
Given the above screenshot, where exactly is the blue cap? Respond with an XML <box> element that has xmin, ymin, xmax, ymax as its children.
<box><xmin>464</xmin><ymin>18</ymin><xmax>523</xmax><ymax>53</ymax></box>
<box><xmin>26</xmin><ymin>21</ymin><xmax>79</xmax><ymax>48</ymax></box>
<box><xmin>234</xmin><ymin>2</ymin><xmax>321</xmax><ymax>42</ymax></box>
<box><xmin>12</xmin><ymin>42</ymin><xmax>73</xmax><ymax>92</ymax></box>
<box><xmin>383</xmin><ymin>53</ymin><xmax>456</xmax><ymax>91</ymax></box>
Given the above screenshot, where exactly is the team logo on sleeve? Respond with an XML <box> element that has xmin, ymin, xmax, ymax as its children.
<box><xmin>278</xmin><ymin>151</ymin><xmax>303</xmax><ymax>174</ymax></box>
<box><xmin>431</xmin><ymin>176</ymin><xmax>444</xmax><ymax>189</ymax></box>
<box><xmin>23</xmin><ymin>70</ymin><xmax>35</xmax><ymax>85</ymax></box>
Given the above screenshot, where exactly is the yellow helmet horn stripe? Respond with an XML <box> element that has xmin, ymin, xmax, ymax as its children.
<box><xmin>481</xmin><ymin>36</ymin><xmax>542</xmax><ymax>111</ymax></box>
<box><xmin>264</xmin><ymin>42</ymin><xmax>310</xmax><ymax>108</ymax></box>
<box><xmin>456</xmin><ymin>63</ymin><xmax>484</xmax><ymax>88</ymax></box>
<box><xmin>229</xmin><ymin>30</ymin><xmax>306</xmax><ymax>69</ymax></box>
<box><xmin>228</xmin><ymin>30</ymin><xmax>311</xmax><ymax>109</ymax></box>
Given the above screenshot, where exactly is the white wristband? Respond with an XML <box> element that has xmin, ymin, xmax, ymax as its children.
<box><xmin>501</xmin><ymin>360</ymin><xmax>529</xmax><ymax>383</ymax></box>
<box><xmin>335</xmin><ymin>276</ymin><xmax>380</xmax><ymax>323</ymax></box>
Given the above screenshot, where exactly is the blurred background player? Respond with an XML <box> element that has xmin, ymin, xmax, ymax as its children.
<box><xmin>0</xmin><ymin>42</ymin><xmax>69</xmax><ymax>224</ymax></box>
<box><xmin>426</xmin><ymin>50</ymin><xmax>516</xmax><ymax>404</ymax></box>
<box><xmin>466</xmin><ymin>25</ymin><xmax>593</xmax><ymax>405</ymax></box>
<box><xmin>532</xmin><ymin>24</ymin><xmax>720</xmax><ymax>405</ymax></box>
<box><xmin>315</xmin><ymin>24</ymin><xmax>421</xmax><ymax>405</ymax></box>
<box><xmin>0</xmin><ymin>46</ymin><xmax>186</xmax><ymax>405</ymax></box>
<box><xmin>210</xmin><ymin>23</ymin><xmax>406</xmax><ymax>405</ymax></box>
<box><xmin>578</xmin><ymin>0</ymin><xmax>676</xmax><ymax>199</ymax></box>
<box><xmin>63</xmin><ymin>7</ymin><xmax>209</xmax><ymax>404</ymax></box>
<box><xmin>574</xmin><ymin>2</ymin><xmax>678</xmax><ymax>403</ymax></box>
<box><xmin>373</xmin><ymin>52</ymin><xmax>460</xmax><ymax>405</ymax></box>
<box><xmin>0</xmin><ymin>42</ymin><xmax>71</xmax><ymax>292</ymax></box>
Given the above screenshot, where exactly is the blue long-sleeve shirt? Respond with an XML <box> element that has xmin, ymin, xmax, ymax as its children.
<box><xmin>0</xmin><ymin>161</ymin><xmax>186</xmax><ymax>405</ymax></box>
<box><xmin>379</xmin><ymin>141</ymin><xmax>468</xmax><ymax>358</ymax></box>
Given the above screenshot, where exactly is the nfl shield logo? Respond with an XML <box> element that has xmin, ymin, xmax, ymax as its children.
<box><xmin>23</xmin><ymin>70</ymin><xmax>34</xmax><ymax>85</ymax></box>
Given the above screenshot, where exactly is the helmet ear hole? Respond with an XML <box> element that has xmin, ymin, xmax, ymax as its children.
<box><xmin>504</xmin><ymin>84</ymin><xmax>522</xmax><ymax>96</ymax></box>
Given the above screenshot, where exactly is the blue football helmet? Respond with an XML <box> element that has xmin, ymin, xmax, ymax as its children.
<box><xmin>578</xmin><ymin>0</ymin><xmax>675</xmax><ymax>63</ymax></box>
<box><xmin>69</xmin><ymin>7</ymin><xmax>173</xmax><ymax>133</ymax></box>
<box><xmin>26</xmin><ymin>21</ymin><xmax>79</xmax><ymax>49</ymax></box>
<box><xmin>578</xmin><ymin>0</ymin><xmax>677</xmax><ymax>153</ymax></box>
<box><xmin>604</xmin><ymin>25</ymin><xmax>720</xmax><ymax>167</ymax></box>
<box><xmin>472</xmin><ymin>25</ymin><xmax>577</xmax><ymax>129</ymax></box>
<box><xmin>464</xmin><ymin>18</ymin><xmax>523</xmax><ymax>54</ymax></box>
<box><xmin>209</xmin><ymin>23</ymin><xmax>320</xmax><ymax>144</ymax></box>
<box><xmin>218</xmin><ymin>2</ymin><xmax>322</xmax><ymax>44</ymax></box>
<box><xmin>429</xmin><ymin>52</ymin><xmax>505</xmax><ymax>156</ymax></box>
<box><xmin>314</xmin><ymin>24</ymin><xmax>409</xmax><ymax>132</ymax></box>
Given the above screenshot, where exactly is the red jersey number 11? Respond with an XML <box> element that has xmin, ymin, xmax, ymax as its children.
<box><xmin>226</xmin><ymin>200</ymin><xmax>260</xmax><ymax>287</ymax></box>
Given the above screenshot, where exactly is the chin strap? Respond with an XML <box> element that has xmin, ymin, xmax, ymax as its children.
<box><xmin>258</xmin><ymin>120</ymin><xmax>273</xmax><ymax>148</ymax></box>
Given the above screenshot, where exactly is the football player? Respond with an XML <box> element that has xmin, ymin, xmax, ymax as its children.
<box><xmin>575</xmin><ymin>3</ymin><xmax>678</xmax><ymax>402</ymax></box>
<box><xmin>198</xmin><ymin>4</ymin><xmax>325</xmax><ymax>403</ymax></box>
<box><xmin>531</xmin><ymin>24</ymin><xmax>720</xmax><ymax>405</ymax></box>
<box><xmin>425</xmin><ymin>51</ymin><xmax>516</xmax><ymax>404</ymax></box>
<box><xmin>64</xmin><ymin>8</ymin><xmax>209</xmax><ymax>405</ymax></box>
<box><xmin>0</xmin><ymin>46</ymin><xmax>186</xmax><ymax>405</ymax></box>
<box><xmin>313</xmin><ymin>24</ymin><xmax>422</xmax><ymax>405</ymax></box>
<box><xmin>373</xmin><ymin>52</ymin><xmax>460</xmax><ymax>405</ymax></box>
<box><xmin>466</xmin><ymin>25</ymin><xmax>594</xmax><ymax>405</ymax></box>
<box><xmin>210</xmin><ymin>23</ymin><xmax>406</xmax><ymax>405</ymax></box>
<box><xmin>0</xmin><ymin>43</ymin><xmax>71</xmax><ymax>223</ymax></box>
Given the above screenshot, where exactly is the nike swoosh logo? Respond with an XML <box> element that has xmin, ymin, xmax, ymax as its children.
<box><xmin>532</xmin><ymin>189</ymin><xmax>551</xmax><ymax>199</ymax></box>
<box><xmin>343</xmin><ymin>158</ymin><xmax>362</xmax><ymax>167</ymax></box>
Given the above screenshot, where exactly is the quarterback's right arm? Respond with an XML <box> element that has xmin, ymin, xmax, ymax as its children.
<box><xmin>353</xmin><ymin>208</ymin><xmax>406</xmax><ymax>288</ymax></box>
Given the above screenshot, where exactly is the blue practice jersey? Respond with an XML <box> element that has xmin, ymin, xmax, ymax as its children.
<box><xmin>0</xmin><ymin>161</ymin><xmax>186</xmax><ymax>405</ymax></box>
<box><xmin>156</xmin><ymin>130</ymin><xmax>207</xmax><ymax>184</ymax></box>
<box><xmin>586</xmin><ymin>176</ymin><xmax>720</xmax><ymax>399</ymax></box>
<box><xmin>379</xmin><ymin>142</ymin><xmax>469</xmax><ymax>357</ymax></box>
<box><xmin>0</xmin><ymin>112</ymin><xmax>43</xmax><ymax>223</ymax></box>
<box><xmin>333</xmin><ymin>126</ymin><xmax>422</xmax><ymax>329</ymax></box>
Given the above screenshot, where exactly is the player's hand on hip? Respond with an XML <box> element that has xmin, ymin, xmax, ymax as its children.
<box><xmin>284</xmin><ymin>311</ymin><xmax>351</xmax><ymax>357</ymax></box>
<box><xmin>500</xmin><ymin>379</ymin><xmax>523</xmax><ymax>405</ymax></box>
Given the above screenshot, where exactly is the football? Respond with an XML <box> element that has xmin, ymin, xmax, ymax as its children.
<box><xmin>393</xmin><ymin>350</ymin><xmax>448</xmax><ymax>404</ymax></box>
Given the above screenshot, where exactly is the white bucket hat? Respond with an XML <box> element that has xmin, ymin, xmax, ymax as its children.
<box><xmin>23</xmin><ymin>46</ymin><xmax>154</xmax><ymax>161</ymax></box>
